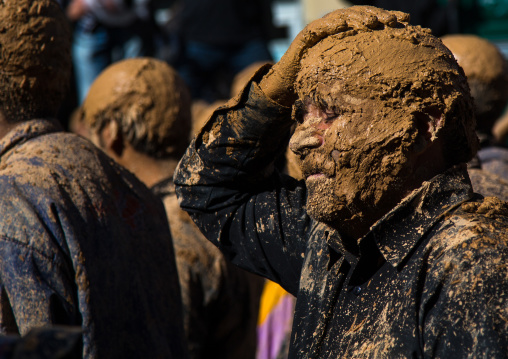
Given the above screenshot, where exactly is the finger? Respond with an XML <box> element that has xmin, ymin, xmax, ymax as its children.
<box><xmin>350</xmin><ymin>6</ymin><xmax>410</xmax><ymax>26</ymax></box>
<box><xmin>340</xmin><ymin>6</ymin><xmax>381</xmax><ymax>30</ymax></box>
<box><xmin>301</xmin><ymin>17</ymin><xmax>348</xmax><ymax>48</ymax></box>
<box><xmin>391</xmin><ymin>10</ymin><xmax>410</xmax><ymax>24</ymax></box>
<box><xmin>361</xmin><ymin>6</ymin><xmax>398</xmax><ymax>27</ymax></box>
<box><xmin>332</xmin><ymin>6</ymin><xmax>411</xmax><ymax>30</ymax></box>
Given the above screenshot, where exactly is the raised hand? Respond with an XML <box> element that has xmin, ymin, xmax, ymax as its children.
<box><xmin>259</xmin><ymin>6</ymin><xmax>410</xmax><ymax>107</ymax></box>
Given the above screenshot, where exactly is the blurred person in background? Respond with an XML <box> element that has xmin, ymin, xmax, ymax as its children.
<box><xmin>349</xmin><ymin>0</ymin><xmax>459</xmax><ymax>36</ymax></box>
<box><xmin>167</xmin><ymin>0</ymin><xmax>274</xmax><ymax>102</ymax></box>
<box><xmin>0</xmin><ymin>1</ymin><xmax>186</xmax><ymax>358</ymax></box>
<box><xmin>442</xmin><ymin>34</ymin><xmax>508</xmax><ymax>199</ymax></box>
<box><xmin>78</xmin><ymin>57</ymin><xmax>264</xmax><ymax>359</ymax></box>
<box><xmin>60</xmin><ymin>0</ymin><xmax>157</xmax><ymax>104</ymax></box>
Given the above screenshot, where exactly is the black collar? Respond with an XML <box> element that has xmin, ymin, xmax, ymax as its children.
<box><xmin>326</xmin><ymin>165</ymin><xmax>474</xmax><ymax>268</ymax></box>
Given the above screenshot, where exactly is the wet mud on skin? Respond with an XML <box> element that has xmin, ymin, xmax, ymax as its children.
<box><xmin>290</xmin><ymin>27</ymin><xmax>474</xmax><ymax>236</ymax></box>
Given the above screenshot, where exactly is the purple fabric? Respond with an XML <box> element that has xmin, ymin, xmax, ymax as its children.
<box><xmin>257</xmin><ymin>295</ymin><xmax>295</xmax><ymax>359</ymax></box>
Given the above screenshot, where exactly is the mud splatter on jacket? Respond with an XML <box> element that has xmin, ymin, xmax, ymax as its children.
<box><xmin>151</xmin><ymin>178</ymin><xmax>263</xmax><ymax>359</ymax></box>
<box><xmin>175</xmin><ymin>77</ymin><xmax>508</xmax><ymax>358</ymax></box>
<box><xmin>0</xmin><ymin>120</ymin><xmax>187</xmax><ymax>359</ymax></box>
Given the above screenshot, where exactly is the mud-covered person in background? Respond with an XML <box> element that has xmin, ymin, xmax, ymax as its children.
<box><xmin>174</xmin><ymin>6</ymin><xmax>508</xmax><ymax>358</ymax></box>
<box><xmin>0</xmin><ymin>1</ymin><xmax>186</xmax><ymax>358</ymax></box>
<box><xmin>78</xmin><ymin>57</ymin><xmax>264</xmax><ymax>359</ymax></box>
<box><xmin>442</xmin><ymin>34</ymin><xmax>508</xmax><ymax>200</ymax></box>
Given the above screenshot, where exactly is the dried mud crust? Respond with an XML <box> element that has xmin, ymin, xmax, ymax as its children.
<box><xmin>461</xmin><ymin>196</ymin><xmax>508</xmax><ymax>218</ymax></box>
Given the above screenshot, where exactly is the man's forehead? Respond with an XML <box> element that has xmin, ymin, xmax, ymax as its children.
<box><xmin>297</xmin><ymin>82</ymin><xmax>367</xmax><ymax>111</ymax></box>
<box><xmin>296</xmin><ymin>28</ymin><xmax>451</xmax><ymax>99</ymax></box>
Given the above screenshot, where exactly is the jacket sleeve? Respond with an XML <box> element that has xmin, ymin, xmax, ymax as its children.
<box><xmin>0</xmin><ymin>238</ymin><xmax>79</xmax><ymax>335</ymax></box>
<box><xmin>174</xmin><ymin>67</ymin><xmax>312</xmax><ymax>296</ymax></box>
<box><xmin>420</xmin><ymin>215</ymin><xmax>508</xmax><ymax>358</ymax></box>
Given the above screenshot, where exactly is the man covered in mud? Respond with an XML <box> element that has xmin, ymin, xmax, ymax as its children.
<box><xmin>78</xmin><ymin>57</ymin><xmax>263</xmax><ymax>359</ymax></box>
<box><xmin>174</xmin><ymin>5</ymin><xmax>508</xmax><ymax>358</ymax></box>
<box><xmin>0</xmin><ymin>1</ymin><xmax>186</xmax><ymax>358</ymax></box>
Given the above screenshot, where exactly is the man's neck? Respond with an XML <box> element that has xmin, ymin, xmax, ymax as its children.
<box><xmin>118</xmin><ymin>147</ymin><xmax>179</xmax><ymax>188</ymax></box>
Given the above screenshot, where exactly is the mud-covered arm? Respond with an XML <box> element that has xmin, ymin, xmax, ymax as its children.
<box><xmin>420</xmin><ymin>219</ymin><xmax>508</xmax><ymax>357</ymax></box>
<box><xmin>0</xmin><ymin>239</ymin><xmax>79</xmax><ymax>335</ymax></box>
<box><xmin>174</xmin><ymin>68</ymin><xmax>311</xmax><ymax>295</ymax></box>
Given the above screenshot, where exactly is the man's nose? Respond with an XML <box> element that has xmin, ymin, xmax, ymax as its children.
<box><xmin>289</xmin><ymin>124</ymin><xmax>323</xmax><ymax>156</ymax></box>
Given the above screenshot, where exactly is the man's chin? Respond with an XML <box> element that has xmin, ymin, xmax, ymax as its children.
<box><xmin>306</xmin><ymin>197</ymin><xmax>345</xmax><ymax>226</ymax></box>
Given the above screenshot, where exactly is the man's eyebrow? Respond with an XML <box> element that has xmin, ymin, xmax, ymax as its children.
<box><xmin>294</xmin><ymin>99</ymin><xmax>303</xmax><ymax>109</ymax></box>
<box><xmin>316</xmin><ymin>97</ymin><xmax>330</xmax><ymax>111</ymax></box>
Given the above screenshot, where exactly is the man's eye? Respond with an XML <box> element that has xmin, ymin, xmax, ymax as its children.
<box><xmin>324</xmin><ymin>112</ymin><xmax>338</xmax><ymax>122</ymax></box>
<box><xmin>324</xmin><ymin>107</ymin><xmax>345</xmax><ymax>122</ymax></box>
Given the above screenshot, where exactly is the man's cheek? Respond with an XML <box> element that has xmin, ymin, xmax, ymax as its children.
<box><xmin>331</xmin><ymin>149</ymin><xmax>354</xmax><ymax>170</ymax></box>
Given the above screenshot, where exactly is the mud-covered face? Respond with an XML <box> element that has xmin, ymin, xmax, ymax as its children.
<box><xmin>289</xmin><ymin>29</ymin><xmax>461</xmax><ymax>235</ymax></box>
<box><xmin>289</xmin><ymin>81</ymin><xmax>418</xmax><ymax>231</ymax></box>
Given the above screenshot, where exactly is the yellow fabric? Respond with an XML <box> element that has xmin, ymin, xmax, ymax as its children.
<box><xmin>257</xmin><ymin>280</ymin><xmax>289</xmax><ymax>325</ymax></box>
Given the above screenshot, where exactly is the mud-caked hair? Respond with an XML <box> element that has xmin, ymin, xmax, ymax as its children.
<box><xmin>81</xmin><ymin>58</ymin><xmax>192</xmax><ymax>159</ymax></box>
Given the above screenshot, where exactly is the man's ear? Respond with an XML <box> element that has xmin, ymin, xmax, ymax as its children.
<box><xmin>100</xmin><ymin>120</ymin><xmax>124</xmax><ymax>158</ymax></box>
<box><xmin>413</xmin><ymin>107</ymin><xmax>444</xmax><ymax>155</ymax></box>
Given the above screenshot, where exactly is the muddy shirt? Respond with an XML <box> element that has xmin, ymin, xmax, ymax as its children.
<box><xmin>0</xmin><ymin>120</ymin><xmax>187</xmax><ymax>359</ymax></box>
<box><xmin>152</xmin><ymin>178</ymin><xmax>263</xmax><ymax>359</ymax></box>
<box><xmin>174</xmin><ymin>79</ymin><xmax>508</xmax><ymax>358</ymax></box>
